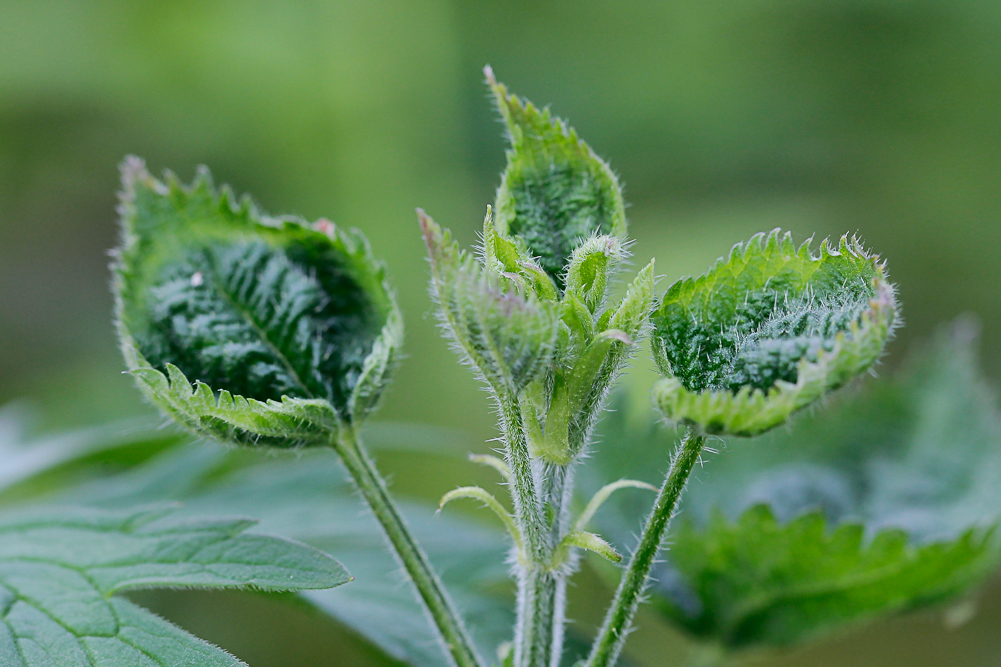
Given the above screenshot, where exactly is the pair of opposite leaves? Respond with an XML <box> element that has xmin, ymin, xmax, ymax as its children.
<box><xmin>113</xmin><ymin>69</ymin><xmax>898</xmax><ymax>454</ymax></box>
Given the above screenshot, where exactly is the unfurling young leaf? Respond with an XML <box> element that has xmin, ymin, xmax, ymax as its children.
<box><xmin>651</xmin><ymin>229</ymin><xmax>898</xmax><ymax>436</ymax></box>
<box><xmin>0</xmin><ymin>504</ymin><xmax>349</xmax><ymax>667</ymax></box>
<box><xmin>113</xmin><ymin>158</ymin><xmax>402</xmax><ymax>448</ymax></box>
<box><xmin>486</xmin><ymin>66</ymin><xmax>626</xmax><ymax>288</ymax></box>
<box><xmin>420</xmin><ymin>209</ymin><xmax>559</xmax><ymax>394</ymax></box>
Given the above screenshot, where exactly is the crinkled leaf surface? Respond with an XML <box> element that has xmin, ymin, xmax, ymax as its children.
<box><xmin>114</xmin><ymin>158</ymin><xmax>401</xmax><ymax>447</ymax></box>
<box><xmin>487</xmin><ymin>67</ymin><xmax>626</xmax><ymax>287</ymax></box>
<box><xmin>0</xmin><ymin>419</ymin><xmax>513</xmax><ymax>667</ymax></box>
<box><xmin>0</xmin><ymin>503</ymin><xmax>349</xmax><ymax>667</ymax></box>
<box><xmin>583</xmin><ymin>322</ymin><xmax>1001</xmax><ymax>651</ymax></box>
<box><xmin>651</xmin><ymin>229</ymin><xmax>897</xmax><ymax>436</ymax></box>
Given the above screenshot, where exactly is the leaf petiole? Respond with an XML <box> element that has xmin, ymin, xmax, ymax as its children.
<box><xmin>584</xmin><ymin>430</ymin><xmax>707</xmax><ymax>667</ymax></box>
<box><xmin>331</xmin><ymin>426</ymin><xmax>486</xmax><ymax>667</ymax></box>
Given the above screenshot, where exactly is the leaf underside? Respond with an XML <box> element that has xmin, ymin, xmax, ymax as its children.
<box><xmin>114</xmin><ymin>158</ymin><xmax>400</xmax><ymax>444</ymax></box>
<box><xmin>487</xmin><ymin>67</ymin><xmax>626</xmax><ymax>287</ymax></box>
<box><xmin>38</xmin><ymin>430</ymin><xmax>512</xmax><ymax>667</ymax></box>
<box><xmin>0</xmin><ymin>505</ymin><xmax>349</xmax><ymax>667</ymax></box>
<box><xmin>651</xmin><ymin>229</ymin><xmax>897</xmax><ymax>435</ymax></box>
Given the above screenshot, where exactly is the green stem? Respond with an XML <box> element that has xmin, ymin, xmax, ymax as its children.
<box><xmin>498</xmin><ymin>392</ymin><xmax>555</xmax><ymax>667</ymax></box>
<box><xmin>584</xmin><ymin>430</ymin><xmax>706</xmax><ymax>667</ymax></box>
<box><xmin>332</xmin><ymin>427</ymin><xmax>484</xmax><ymax>667</ymax></box>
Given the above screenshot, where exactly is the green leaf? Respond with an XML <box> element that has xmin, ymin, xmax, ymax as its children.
<box><xmin>486</xmin><ymin>66</ymin><xmax>626</xmax><ymax>287</ymax></box>
<box><xmin>659</xmin><ymin>506</ymin><xmax>995</xmax><ymax>649</ymax></box>
<box><xmin>564</xmin><ymin>235</ymin><xmax>625</xmax><ymax>314</ymax></box>
<box><xmin>420</xmin><ymin>209</ymin><xmax>559</xmax><ymax>394</ymax></box>
<box><xmin>554</xmin><ymin>530</ymin><xmax>622</xmax><ymax>566</ymax></box>
<box><xmin>2</xmin><ymin>424</ymin><xmax>513</xmax><ymax>667</ymax></box>
<box><xmin>438</xmin><ymin>486</ymin><xmax>522</xmax><ymax>554</ymax></box>
<box><xmin>651</xmin><ymin>229</ymin><xmax>898</xmax><ymax>436</ymax></box>
<box><xmin>0</xmin><ymin>504</ymin><xmax>349</xmax><ymax>667</ymax></box>
<box><xmin>583</xmin><ymin>321</ymin><xmax>1001</xmax><ymax>652</ymax></box>
<box><xmin>113</xmin><ymin>157</ymin><xmax>402</xmax><ymax>446</ymax></box>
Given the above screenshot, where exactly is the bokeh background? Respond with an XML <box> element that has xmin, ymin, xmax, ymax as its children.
<box><xmin>2</xmin><ymin>1</ymin><xmax>1001</xmax><ymax>665</ymax></box>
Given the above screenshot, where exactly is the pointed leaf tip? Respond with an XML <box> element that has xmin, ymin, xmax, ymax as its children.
<box><xmin>488</xmin><ymin>71</ymin><xmax>627</xmax><ymax>289</ymax></box>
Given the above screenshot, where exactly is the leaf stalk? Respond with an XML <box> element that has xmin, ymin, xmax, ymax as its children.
<box><xmin>332</xmin><ymin>427</ymin><xmax>485</xmax><ymax>667</ymax></box>
<box><xmin>584</xmin><ymin>430</ymin><xmax>707</xmax><ymax>667</ymax></box>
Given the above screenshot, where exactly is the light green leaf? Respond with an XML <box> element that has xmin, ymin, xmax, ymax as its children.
<box><xmin>130</xmin><ymin>363</ymin><xmax>339</xmax><ymax>449</ymax></box>
<box><xmin>651</xmin><ymin>229</ymin><xmax>898</xmax><ymax>436</ymax></box>
<box><xmin>574</xmin><ymin>479</ymin><xmax>657</xmax><ymax>533</ymax></box>
<box><xmin>606</xmin><ymin>259</ymin><xmax>656</xmax><ymax>340</ymax></box>
<box><xmin>438</xmin><ymin>486</ymin><xmax>522</xmax><ymax>554</ymax></box>
<box><xmin>583</xmin><ymin>321</ymin><xmax>1001</xmax><ymax>653</ymax></box>
<box><xmin>0</xmin><ymin>504</ymin><xmax>349</xmax><ymax>667</ymax></box>
<box><xmin>564</xmin><ymin>235</ymin><xmax>625</xmax><ymax>313</ymax></box>
<box><xmin>486</xmin><ymin>66</ymin><xmax>626</xmax><ymax>287</ymax></box>
<box><xmin>113</xmin><ymin>157</ymin><xmax>402</xmax><ymax>446</ymax></box>
<box><xmin>554</xmin><ymin>530</ymin><xmax>622</xmax><ymax>566</ymax></box>
<box><xmin>2</xmin><ymin>424</ymin><xmax>513</xmax><ymax>667</ymax></box>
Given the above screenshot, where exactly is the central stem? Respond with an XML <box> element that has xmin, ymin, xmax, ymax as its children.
<box><xmin>499</xmin><ymin>392</ymin><xmax>569</xmax><ymax>667</ymax></box>
<box><xmin>332</xmin><ymin>427</ymin><xmax>484</xmax><ymax>667</ymax></box>
<box><xmin>585</xmin><ymin>430</ymin><xmax>706</xmax><ymax>667</ymax></box>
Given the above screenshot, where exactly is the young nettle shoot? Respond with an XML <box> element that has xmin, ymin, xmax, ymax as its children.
<box><xmin>108</xmin><ymin>68</ymin><xmax>917</xmax><ymax>667</ymax></box>
<box><xmin>584</xmin><ymin>230</ymin><xmax>898</xmax><ymax>667</ymax></box>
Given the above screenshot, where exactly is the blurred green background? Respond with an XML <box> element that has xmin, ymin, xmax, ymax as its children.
<box><xmin>2</xmin><ymin>1</ymin><xmax>1001</xmax><ymax>665</ymax></box>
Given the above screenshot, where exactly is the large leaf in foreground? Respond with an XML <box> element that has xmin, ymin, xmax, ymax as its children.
<box><xmin>584</xmin><ymin>322</ymin><xmax>1001</xmax><ymax>651</ymax></box>
<box><xmin>2</xmin><ymin>423</ymin><xmax>512</xmax><ymax>667</ymax></box>
<box><xmin>0</xmin><ymin>505</ymin><xmax>349</xmax><ymax>666</ymax></box>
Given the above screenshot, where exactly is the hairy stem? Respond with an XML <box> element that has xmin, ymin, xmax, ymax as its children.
<box><xmin>584</xmin><ymin>430</ymin><xmax>707</xmax><ymax>667</ymax></box>
<box><xmin>539</xmin><ymin>460</ymin><xmax>577</xmax><ymax>667</ymax></box>
<box><xmin>332</xmin><ymin>427</ymin><xmax>484</xmax><ymax>667</ymax></box>
<box><xmin>499</xmin><ymin>392</ymin><xmax>554</xmax><ymax>667</ymax></box>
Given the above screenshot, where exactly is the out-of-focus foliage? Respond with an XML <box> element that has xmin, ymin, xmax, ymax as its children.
<box><xmin>0</xmin><ymin>505</ymin><xmax>349</xmax><ymax>667</ymax></box>
<box><xmin>585</xmin><ymin>321</ymin><xmax>1001</xmax><ymax>656</ymax></box>
<box><xmin>0</xmin><ymin>413</ymin><xmax>512</xmax><ymax>667</ymax></box>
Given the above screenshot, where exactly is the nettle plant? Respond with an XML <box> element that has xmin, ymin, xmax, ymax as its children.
<box><xmin>3</xmin><ymin>69</ymin><xmax>1000</xmax><ymax>667</ymax></box>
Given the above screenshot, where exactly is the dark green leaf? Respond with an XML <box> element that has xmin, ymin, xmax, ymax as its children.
<box><xmin>659</xmin><ymin>506</ymin><xmax>994</xmax><ymax>648</ymax></box>
<box><xmin>114</xmin><ymin>158</ymin><xmax>402</xmax><ymax>447</ymax></box>
<box><xmin>487</xmin><ymin>67</ymin><xmax>626</xmax><ymax>287</ymax></box>
<box><xmin>584</xmin><ymin>321</ymin><xmax>1001</xmax><ymax>651</ymax></box>
<box><xmin>651</xmin><ymin>229</ymin><xmax>898</xmax><ymax>436</ymax></box>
